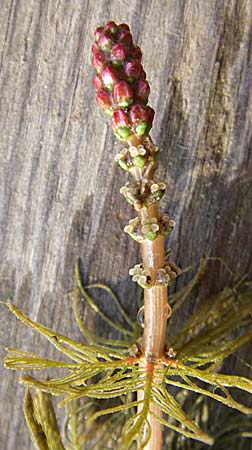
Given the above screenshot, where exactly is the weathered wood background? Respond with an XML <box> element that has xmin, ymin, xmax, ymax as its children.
<box><xmin>0</xmin><ymin>0</ymin><xmax>252</xmax><ymax>449</ymax></box>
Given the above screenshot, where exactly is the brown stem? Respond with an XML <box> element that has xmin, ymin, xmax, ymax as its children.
<box><xmin>137</xmin><ymin>203</ymin><xmax>169</xmax><ymax>450</ymax></box>
<box><xmin>122</xmin><ymin>137</ymin><xmax>170</xmax><ymax>449</ymax></box>
<box><xmin>139</xmin><ymin>203</ymin><xmax>168</xmax><ymax>359</ymax></box>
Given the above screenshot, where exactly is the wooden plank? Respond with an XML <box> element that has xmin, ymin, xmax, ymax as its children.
<box><xmin>0</xmin><ymin>0</ymin><xmax>252</xmax><ymax>448</ymax></box>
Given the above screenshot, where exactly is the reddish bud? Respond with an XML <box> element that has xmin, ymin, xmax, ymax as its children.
<box><xmin>98</xmin><ymin>32</ymin><xmax>113</xmax><ymax>51</ymax></box>
<box><xmin>112</xmin><ymin>109</ymin><xmax>130</xmax><ymax>128</ymax></box>
<box><xmin>101</xmin><ymin>65</ymin><xmax>118</xmax><ymax>89</ymax></box>
<box><xmin>118</xmin><ymin>23</ymin><xmax>130</xmax><ymax>32</ymax></box>
<box><xmin>105</xmin><ymin>21</ymin><xmax>118</xmax><ymax>34</ymax></box>
<box><xmin>130</xmin><ymin>104</ymin><xmax>148</xmax><ymax>123</ymax></box>
<box><xmin>129</xmin><ymin>104</ymin><xmax>151</xmax><ymax>136</ymax></box>
<box><xmin>111</xmin><ymin>43</ymin><xmax>128</xmax><ymax>62</ymax></box>
<box><xmin>92</xmin><ymin>51</ymin><xmax>106</xmax><ymax>73</ymax></box>
<box><xmin>113</xmin><ymin>81</ymin><xmax>133</xmax><ymax>107</ymax></box>
<box><xmin>118</xmin><ymin>31</ymin><xmax>133</xmax><ymax>45</ymax></box>
<box><xmin>92</xmin><ymin>42</ymin><xmax>100</xmax><ymax>54</ymax></box>
<box><xmin>125</xmin><ymin>61</ymin><xmax>143</xmax><ymax>81</ymax></box>
<box><xmin>132</xmin><ymin>46</ymin><xmax>142</xmax><ymax>61</ymax></box>
<box><xmin>134</xmin><ymin>79</ymin><xmax>150</xmax><ymax>103</ymax></box>
<box><xmin>96</xmin><ymin>88</ymin><xmax>112</xmax><ymax>112</ymax></box>
<box><xmin>112</xmin><ymin>109</ymin><xmax>131</xmax><ymax>140</ymax></box>
<box><xmin>93</xmin><ymin>74</ymin><xmax>102</xmax><ymax>90</ymax></box>
<box><xmin>141</xmin><ymin>70</ymin><xmax>147</xmax><ymax>79</ymax></box>
<box><xmin>147</xmin><ymin>106</ymin><xmax>155</xmax><ymax>126</ymax></box>
<box><xmin>94</xmin><ymin>26</ymin><xmax>104</xmax><ymax>42</ymax></box>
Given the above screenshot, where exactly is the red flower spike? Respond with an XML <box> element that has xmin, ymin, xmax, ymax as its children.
<box><xmin>92</xmin><ymin>21</ymin><xmax>155</xmax><ymax>141</ymax></box>
<box><xmin>98</xmin><ymin>32</ymin><xmax>113</xmax><ymax>52</ymax></box>
<box><xmin>112</xmin><ymin>110</ymin><xmax>132</xmax><ymax>140</ymax></box>
<box><xmin>93</xmin><ymin>74</ymin><xmax>103</xmax><ymax>90</ymax></box>
<box><xmin>92</xmin><ymin>52</ymin><xmax>106</xmax><ymax>73</ymax></box>
<box><xmin>111</xmin><ymin>43</ymin><xmax>128</xmax><ymax>62</ymax></box>
<box><xmin>101</xmin><ymin>65</ymin><xmax>118</xmax><ymax>90</ymax></box>
<box><xmin>125</xmin><ymin>61</ymin><xmax>143</xmax><ymax>81</ymax></box>
<box><xmin>104</xmin><ymin>21</ymin><xmax>118</xmax><ymax>34</ymax></box>
<box><xmin>113</xmin><ymin>81</ymin><xmax>133</xmax><ymax>107</ymax></box>
<box><xmin>96</xmin><ymin>88</ymin><xmax>113</xmax><ymax>113</ymax></box>
<box><xmin>135</xmin><ymin>79</ymin><xmax>150</xmax><ymax>103</ymax></box>
<box><xmin>94</xmin><ymin>26</ymin><xmax>104</xmax><ymax>42</ymax></box>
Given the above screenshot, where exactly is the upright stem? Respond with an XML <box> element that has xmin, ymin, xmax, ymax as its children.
<box><xmin>139</xmin><ymin>204</ymin><xmax>168</xmax><ymax>359</ymax></box>
<box><xmin>115</xmin><ymin>135</ymin><xmax>179</xmax><ymax>449</ymax></box>
<box><xmin>138</xmin><ymin>203</ymin><xmax>168</xmax><ymax>450</ymax></box>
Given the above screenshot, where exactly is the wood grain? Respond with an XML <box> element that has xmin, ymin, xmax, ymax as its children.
<box><xmin>0</xmin><ymin>0</ymin><xmax>252</xmax><ymax>448</ymax></box>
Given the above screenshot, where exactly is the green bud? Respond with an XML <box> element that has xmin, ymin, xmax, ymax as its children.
<box><xmin>118</xmin><ymin>159</ymin><xmax>129</xmax><ymax>171</ymax></box>
<box><xmin>129</xmin><ymin>232</ymin><xmax>142</xmax><ymax>243</ymax></box>
<box><xmin>112</xmin><ymin>60</ymin><xmax>123</xmax><ymax>67</ymax></box>
<box><xmin>138</xmin><ymin>279</ymin><xmax>148</xmax><ymax>289</ymax></box>
<box><xmin>105</xmin><ymin>108</ymin><xmax>114</xmax><ymax>116</ymax></box>
<box><xmin>115</xmin><ymin>126</ymin><xmax>132</xmax><ymax>139</ymax></box>
<box><xmin>133</xmin><ymin>155</ymin><xmax>146</xmax><ymax>168</ymax></box>
<box><xmin>135</xmin><ymin>121</ymin><xmax>147</xmax><ymax>136</ymax></box>
<box><xmin>154</xmin><ymin>190</ymin><xmax>164</xmax><ymax>200</ymax></box>
<box><xmin>114</xmin><ymin>127</ymin><xmax>131</xmax><ymax>141</ymax></box>
<box><xmin>146</xmin><ymin>231</ymin><xmax>157</xmax><ymax>240</ymax></box>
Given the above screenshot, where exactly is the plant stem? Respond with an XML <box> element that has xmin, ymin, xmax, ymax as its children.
<box><xmin>139</xmin><ymin>204</ymin><xmax>168</xmax><ymax>359</ymax></box>
<box><xmin>124</xmin><ymin>137</ymin><xmax>171</xmax><ymax>449</ymax></box>
<box><xmin>137</xmin><ymin>203</ymin><xmax>169</xmax><ymax>450</ymax></box>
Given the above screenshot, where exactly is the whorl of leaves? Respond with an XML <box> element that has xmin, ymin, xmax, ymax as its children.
<box><xmin>3</xmin><ymin>258</ymin><xmax>252</xmax><ymax>449</ymax></box>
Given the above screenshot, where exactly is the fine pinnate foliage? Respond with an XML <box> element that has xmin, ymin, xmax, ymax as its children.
<box><xmin>165</xmin><ymin>394</ymin><xmax>252</xmax><ymax>450</ymax></box>
<box><xmin>4</xmin><ymin>258</ymin><xmax>252</xmax><ymax>450</ymax></box>
<box><xmin>23</xmin><ymin>389</ymin><xmax>65</xmax><ymax>450</ymax></box>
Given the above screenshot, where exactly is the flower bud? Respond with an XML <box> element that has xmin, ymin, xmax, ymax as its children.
<box><xmin>134</xmin><ymin>79</ymin><xmax>150</xmax><ymax>103</ymax></box>
<box><xmin>113</xmin><ymin>81</ymin><xmax>133</xmax><ymax>107</ymax></box>
<box><xmin>132</xmin><ymin>46</ymin><xmax>142</xmax><ymax>61</ymax></box>
<box><xmin>98</xmin><ymin>32</ymin><xmax>113</xmax><ymax>52</ymax></box>
<box><xmin>147</xmin><ymin>106</ymin><xmax>155</xmax><ymax>129</ymax></box>
<box><xmin>146</xmin><ymin>231</ymin><xmax>157</xmax><ymax>240</ymax></box>
<box><xmin>92</xmin><ymin>51</ymin><xmax>106</xmax><ymax>73</ymax></box>
<box><xmin>91</xmin><ymin>42</ymin><xmax>100</xmax><ymax>54</ymax></box>
<box><xmin>101</xmin><ymin>65</ymin><xmax>118</xmax><ymax>90</ymax></box>
<box><xmin>133</xmin><ymin>155</ymin><xmax>146</xmax><ymax>168</ymax></box>
<box><xmin>112</xmin><ymin>110</ymin><xmax>132</xmax><ymax>140</ymax></box>
<box><xmin>96</xmin><ymin>88</ymin><xmax>113</xmax><ymax>114</ymax></box>
<box><xmin>118</xmin><ymin>159</ymin><xmax>129</xmax><ymax>171</ymax></box>
<box><xmin>130</xmin><ymin>104</ymin><xmax>154</xmax><ymax>136</ymax></box>
<box><xmin>104</xmin><ymin>21</ymin><xmax>118</xmax><ymax>35</ymax></box>
<box><xmin>130</xmin><ymin>104</ymin><xmax>147</xmax><ymax>123</ymax></box>
<box><xmin>111</xmin><ymin>43</ymin><xmax>128</xmax><ymax>62</ymax></box>
<box><xmin>118</xmin><ymin>23</ymin><xmax>130</xmax><ymax>32</ymax></box>
<box><xmin>93</xmin><ymin>74</ymin><xmax>102</xmax><ymax>90</ymax></box>
<box><xmin>118</xmin><ymin>31</ymin><xmax>133</xmax><ymax>45</ymax></box>
<box><xmin>125</xmin><ymin>61</ymin><xmax>143</xmax><ymax>81</ymax></box>
<box><xmin>94</xmin><ymin>26</ymin><xmax>104</xmax><ymax>42</ymax></box>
